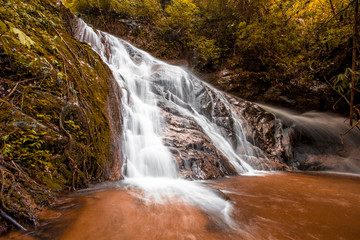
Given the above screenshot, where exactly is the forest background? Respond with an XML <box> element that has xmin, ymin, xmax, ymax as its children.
<box><xmin>65</xmin><ymin>0</ymin><xmax>359</xmax><ymax>123</ymax></box>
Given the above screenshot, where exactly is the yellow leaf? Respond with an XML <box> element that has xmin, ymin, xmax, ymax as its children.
<box><xmin>10</xmin><ymin>27</ymin><xmax>35</xmax><ymax>49</ymax></box>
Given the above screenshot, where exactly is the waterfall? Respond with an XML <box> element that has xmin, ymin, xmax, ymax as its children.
<box><xmin>74</xmin><ymin>20</ymin><xmax>267</xmax><ymax>177</ymax></box>
<box><xmin>74</xmin><ymin>18</ymin><xmax>274</xmax><ymax>227</ymax></box>
<box><xmin>74</xmin><ymin>23</ymin><xmax>174</xmax><ymax>178</ymax></box>
<box><xmin>77</xmin><ymin>20</ymin><xmax>264</xmax><ymax>178</ymax></box>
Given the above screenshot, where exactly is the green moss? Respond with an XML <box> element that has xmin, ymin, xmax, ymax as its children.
<box><xmin>0</xmin><ymin>0</ymin><xmax>116</xmax><ymax>225</ymax></box>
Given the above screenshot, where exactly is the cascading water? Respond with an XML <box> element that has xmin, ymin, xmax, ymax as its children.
<box><xmin>74</xmin><ymin>19</ymin><xmax>268</xmax><ymax>175</ymax></box>
<box><xmin>74</xmin><ymin>18</ymin><xmax>272</xmax><ymax>227</ymax></box>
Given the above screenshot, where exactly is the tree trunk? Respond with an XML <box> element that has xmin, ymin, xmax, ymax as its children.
<box><xmin>350</xmin><ymin>0</ymin><xmax>358</xmax><ymax>126</ymax></box>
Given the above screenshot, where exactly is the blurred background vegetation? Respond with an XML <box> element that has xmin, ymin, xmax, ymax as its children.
<box><xmin>64</xmin><ymin>0</ymin><xmax>359</xmax><ymax>118</ymax></box>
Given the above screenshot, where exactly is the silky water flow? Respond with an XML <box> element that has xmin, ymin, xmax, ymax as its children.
<box><xmin>74</xmin><ymin>19</ymin><xmax>273</xmax><ymax>228</ymax></box>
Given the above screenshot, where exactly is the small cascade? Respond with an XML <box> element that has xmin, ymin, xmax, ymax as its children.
<box><xmin>74</xmin><ymin>19</ymin><xmax>270</xmax><ymax>177</ymax></box>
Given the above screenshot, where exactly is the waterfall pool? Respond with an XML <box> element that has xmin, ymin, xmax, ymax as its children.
<box><xmin>6</xmin><ymin>172</ymin><xmax>360</xmax><ymax>240</ymax></box>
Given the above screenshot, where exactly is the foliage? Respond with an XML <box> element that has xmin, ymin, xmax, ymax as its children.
<box><xmin>1</xmin><ymin>128</ymin><xmax>65</xmax><ymax>188</ymax></box>
<box><xmin>64</xmin><ymin>0</ymin><xmax>162</xmax><ymax>20</ymax></box>
<box><xmin>113</xmin><ymin>0</ymin><xmax>162</xmax><ymax>19</ymax></box>
<box><xmin>63</xmin><ymin>0</ymin><xmax>112</xmax><ymax>13</ymax></box>
<box><xmin>155</xmin><ymin>0</ymin><xmax>200</xmax><ymax>55</ymax></box>
<box><xmin>333</xmin><ymin>68</ymin><xmax>359</xmax><ymax>95</ymax></box>
<box><xmin>191</xmin><ymin>36</ymin><xmax>220</xmax><ymax>66</ymax></box>
<box><xmin>164</xmin><ymin>0</ymin><xmax>199</xmax><ymax>27</ymax></box>
<box><xmin>332</xmin><ymin>68</ymin><xmax>360</xmax><ymax>120</ymax></box>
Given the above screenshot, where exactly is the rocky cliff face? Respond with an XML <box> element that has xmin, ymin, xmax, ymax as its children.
<box><xmin>0</xmin><ymin>0</ymin><xmax>121</xmax><ymax>232</ymax></box>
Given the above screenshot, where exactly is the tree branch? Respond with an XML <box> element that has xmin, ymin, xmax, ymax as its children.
<box><xmin>321</xmin><ymin>0</ymin><xmax>356</xmax><ymax>27</ymax></box>
<box><xmin>0</xmin><ymin>210</ymin><xmax>27</xmax><ymax>232</ymax></box>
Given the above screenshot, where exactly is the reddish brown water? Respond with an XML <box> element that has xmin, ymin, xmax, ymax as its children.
<box><xmin>4</xmin><ymin>172</ymin><xmax>360</xmax><ymax>240</ymax></box>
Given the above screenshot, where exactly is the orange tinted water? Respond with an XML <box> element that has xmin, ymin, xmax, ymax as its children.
<box><xmin>212</xmin><ymin>172</ymin><xmax>360</xmax><ymax>239</ymax></box>
<box><xmin>4</xmin><ymin>172</ymin><xmax>360</xmax><ymax>240</ymax></box>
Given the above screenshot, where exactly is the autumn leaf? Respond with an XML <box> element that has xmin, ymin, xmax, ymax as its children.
<box><xmin>10</xmin><ymin>27</ymin><xmax>35</xmax><ymax>49</ymax></box>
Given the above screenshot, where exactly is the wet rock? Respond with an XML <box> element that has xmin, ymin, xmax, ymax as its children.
<box><xmin>226</xmin><ymin>94</ymin><xmax>293</xmax><ymax>171</ymax></box>
<box><xmin>160</xmin><ymin>104</ymin><xmax>238</xmax><ymax>180</ymax></box>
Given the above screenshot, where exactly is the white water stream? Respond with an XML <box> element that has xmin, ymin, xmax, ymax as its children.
<box><xmin>74</xmin><ymin>19</ymin><xmax>270</xmax><ymax>227</ymax></box>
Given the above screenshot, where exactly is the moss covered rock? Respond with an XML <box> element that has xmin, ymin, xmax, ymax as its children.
<box><xmin>0</xmin><ymin>0</ymin><xmax>121</xmax><ymax>230</ymax></box>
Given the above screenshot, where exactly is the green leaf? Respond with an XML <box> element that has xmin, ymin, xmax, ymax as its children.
<box><xmin>10</xmin><ymin>27</ymin><xmax>35</xmax><ymax>49</ymax></box>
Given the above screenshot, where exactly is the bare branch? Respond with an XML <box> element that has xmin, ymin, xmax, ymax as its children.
<box><xmin>0</xmin><ymin>210</ymin><xmax>27</xmax><ymax>232</ymax></box>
